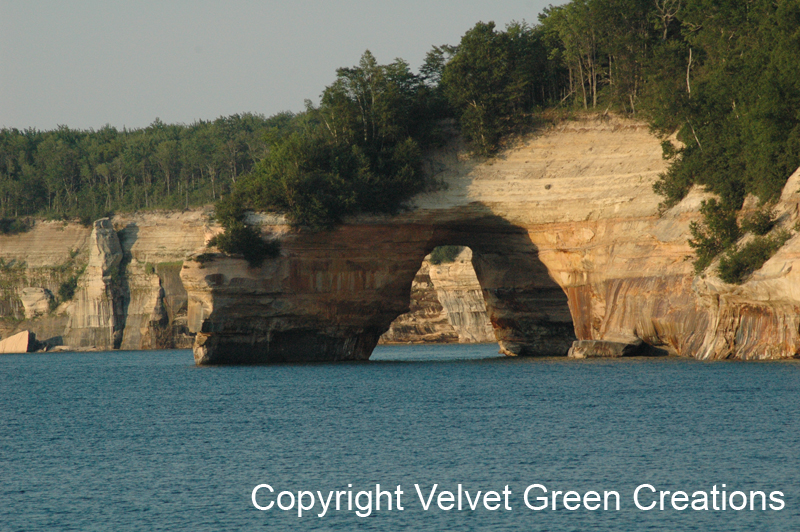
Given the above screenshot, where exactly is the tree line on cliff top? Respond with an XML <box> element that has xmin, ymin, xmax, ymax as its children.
<box><xmin>2</xmin><ymin>1</ymin><xmax>799</xmax><ymax>274</ymax></box>
<box><xmin>0</xmin><ymin>113</ymin><xmax>286</xmax><ymax>225</ymax></box>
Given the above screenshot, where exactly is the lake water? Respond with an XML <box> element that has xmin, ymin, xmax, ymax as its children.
<box><xmin>2</xmin><ymin>344</ymin><xmax>799</xmax><ymax>531</ymax></box>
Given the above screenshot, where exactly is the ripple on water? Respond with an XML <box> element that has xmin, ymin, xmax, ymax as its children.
<box><xmin>1</xmin><ymin>346</ymin><xmax>798</xmax><ymax>531</ymax></box>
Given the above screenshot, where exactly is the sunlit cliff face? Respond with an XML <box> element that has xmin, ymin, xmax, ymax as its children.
<box><xmin>182</xmin><ymin>117</ymin><xmax>800</xmax><ymax>364</ymax></box>
<box><xmin>2</xmin><ymin>117</ymin><xmax>797</xmax><ymax>363</ymax></box>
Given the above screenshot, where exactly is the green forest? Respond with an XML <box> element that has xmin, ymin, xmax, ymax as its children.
<box><xmin>0</xmin><ymin>113</ymin><xmax>288</xmax><ymax>225</ymax></box>
<box><xmin>2</xmin><ymin>0</ymin><xmax>799</xmax><ymax>278</ymax></box>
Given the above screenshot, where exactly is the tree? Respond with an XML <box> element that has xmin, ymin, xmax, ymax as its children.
<box><xmin>441</xmin><ymin>22</ymin><xmax>514</xmax><ymax>153</ymax></box>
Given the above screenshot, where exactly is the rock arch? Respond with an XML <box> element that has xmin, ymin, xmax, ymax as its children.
<box><xmin>183</xmin><ymin>211</ymin><xmax>578</xmax><ymax>364</ymax></box>
<box><xmin>180</xmin><ymin>117</ymin><xmax>800</xmax><ymax>364</ymax></box>
<box><xmin>182</xmin><ymin>117</ymin><xmax>672</xmax><ymax>365</ymax></box>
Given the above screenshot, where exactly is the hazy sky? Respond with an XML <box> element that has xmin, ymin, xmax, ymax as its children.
<box><xmin>1</xmin><ymin>1</ymin><xmax>562</xmax><ymax>131</ymax></box>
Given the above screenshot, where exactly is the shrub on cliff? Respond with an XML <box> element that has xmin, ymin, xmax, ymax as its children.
<box><xmin>690</xmin><ymin>200</ymin><xmax>786</xmax><ymax>276</ymax></box>
<box><xmin>207</xmin><ymin>222</ymin><xmax>280</xmax><ymax>268</ymax></box>
<box><xmin>741</xmin><ymin>206</ymin><xmax>777</xmax><ymax>236</ymax></box>
<box><xmin>429</xmin><ymin>245</ymin><xmax>464</xmax><ymax>265</ymax></box>
<box><xmin>57</xmin><ymin>276</ymin><xmax>79</xmax><ymax>302</ymax></box>
<box><xmin>717</xmin><ymin>231</ymin><xmax>791</xmax><ymax>284</ymax></box>
<box><xmin>688</xmin><ymin>199</ymin><xmax>741</xmax><ymax>273</ymax></box>
<box><xmin>0</xmin><ymin>218</ymin><xmax>32</xmax><ymax>235</ymax></box>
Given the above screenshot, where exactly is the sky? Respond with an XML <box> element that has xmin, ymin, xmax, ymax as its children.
<box><xmin>0</xmin><ymin>0</ymin><xmax>562</xmax><ymax>131</ymax></box>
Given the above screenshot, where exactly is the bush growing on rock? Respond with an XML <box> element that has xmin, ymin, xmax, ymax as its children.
<box><xmin>741</xmin><ymin>206</ymin><xmax>777</xmax><ymax>236</ymax></box>
<box><xmin>207</xmin><ymin>223</ymin><xmax>280</xmax><ymax>267</ymax></box>
<box><xmin>0</xmin><ymin>218</ymin><xmax>32</xmax><ymax>235</ymax></box>
<box><xmin>688</xmin><ymin>199</ymin><xmax>741</xmax><ymax>273</ymax></box>
<box><xmin>58</xmin><ymin>276</ymin><xmax>79</xmax><ymax>302</ymax></box>
<box><xmin>429</xmin><ymin>245</ymin><xmax>464</xmax><ymax>265</ymax></box>
<box><xmin>717</xmin><ymin>231</ymin><xmax>791</xmax><ymax>284</ymax></box>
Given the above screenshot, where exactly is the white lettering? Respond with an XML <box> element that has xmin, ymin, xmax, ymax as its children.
<box><xmin>671</xmin><ymin>491</ymin><xmax>688</xmax><ymax>511</ymax></box>
<box><xmin>252</xmin><ymin>484</ymin><xmax>274</xmax><ymax>511</ymax></box>
<box><xmin>483</xmin><ymin>491</ymin><xmax>501</xmax><ymax>511</ymax></box>
<box><xmin>437</xmin><ymin>491</ymin><xmax>455</xmax><ymax>511</ymax></box>
<box><xmin>563</xmin><ymin>491</ymin><xmax>581</xmax><ymax>511</ymax></box>
<box><xmin>524</xmin><ymin>484</ymin><xmax>548</xmax><ymax>511</ymax></box>
<box><xmin>464</xmin><ymin>488</ymin><xmax>482</xmax><ymax>510</ymax></box>
<box><xmin>583</xmin><ymin>491</ymin><xmax>600</xmax><ymax>511</ymax></box>
<box><xmin>355</xmin><ymin>490</ymin><xmax>372</xmax><ymax>517</ymax></box>
<box><xmin>503</xmin><ymin>485</ymin><xmax>512</xmax><ymax>510</ymax></box>
<box><xmin>316</xmin><ymin>491</ymin><xmax>333</xmax><ymax>517</ymax></box>
<box><xmin>277</xmin><ymin>491</ymin><xmax>295</xmax><ymax>511</ymax></box>
<box><xmin>297</xmin><ymin>491</ymin><xmax>314</xmax><ymax>517</ymax></box>
<box><xmin>769</xmin><ymin>491</ymin><xmax>785</xmax><ymax>511</ymax></box>
<box><xmin>415</xmin><ymin>484</ymin><xmax>438</xmax><ymax>511</ymax></box>
<box><xmin>634</xmin><ymin>484</ymin><xmax>657</xmax><ymax>510</ymax></box>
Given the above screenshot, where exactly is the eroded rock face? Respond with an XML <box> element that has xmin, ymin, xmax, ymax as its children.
<box><xmin>182</xmin><ymin>223</ymin><xmax>433</xmax><ymax>364</ymax></box>
<box><xmin>20</xmin><ymin>288</ymin><xmax>53</xmax><ymax>319</ymax></box>
<box><xmin>0</xmin><ymin>211</ymin><xmax>207</xmax><ymax>350</ymax></box>
<box><xmin>379</xmin><ymin>248</ymin><xmax>494</xmax><ymax>344</ymax></box>
<box><xmin>113</xmin><ymin>211</ymin><xmax>206</xmax><ymax>350</ymax></box>
<box><xmin>379</xmin><ymin>259</ymin><xmax>460</xmax><ymax>344</ymax></box>
<box><xmin>2</xmin><ymin>117</ymin><xmax>799</xmax><ymax>361</ymax></box>
<box><xmin>182</xmin><ymin>117</ymin><xmax>800</xmax><ymax>363</ymax></box>
<box><xmin>63</xmin><ymin>218</ymin><xmax>124</xmax><ymax>348</ymax></box>
<box><xmin>428</xmin><ymin>248</ymin><xmax>495</xmax><ymax>344</ymax></box>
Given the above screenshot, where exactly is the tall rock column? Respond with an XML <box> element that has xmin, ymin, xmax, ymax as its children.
<box><xmin>428</xmin><ymin>248</ymin><xmax>495</xmax><ymax>343</ymax></box>
<box><xmin>64</xmin><ymin>219</ymin><xmax>124</xmax><ymax>348</ymax></box>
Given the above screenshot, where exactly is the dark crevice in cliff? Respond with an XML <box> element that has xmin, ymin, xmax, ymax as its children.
<box><xmin>112</xmin><ymin>224</ymin><xmax>136</xmax><ymax>350</ymax></box>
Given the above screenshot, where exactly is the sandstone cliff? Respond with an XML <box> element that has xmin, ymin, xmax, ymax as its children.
<box><xmin>180</xmin><ymin>116</ymin><xmax>800</xmax><ymax>363</ymax></box>
<box><xmin>378</xmin><ymin>258</ymin><xmax>458</xmax><ymax>344</ymax></box>
<box><xmin>0</xmin><ymin>211</ymin><xmax>208</xmax><ymax>350</ymax></box>
<box><xmin>429</xmin><ymin>248</ymin><xmax>496</xmax><ymax>344</ymax></box>
<box><xmin>3</xmin><ymin>116</ymin><xmax>799</xmax><ymax>362</ymax></box>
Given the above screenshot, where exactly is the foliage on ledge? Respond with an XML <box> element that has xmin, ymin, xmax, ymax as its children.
<box><xmin>207</xmin><ymin>203</ymin><xmax>280</xmax><ymax>267</ymax></box>
<box><xmin>207</xmin><ymin>224</ymin><xmax>280</xmax><ymax>268</ymax></box>
<box><xmin>690</xmin><ymin>200</ymin><xmax>791</xmax><ymax>284</ymax></box>
<box><xmin>717</xmin><ymin>230</ymin><xmax>791</xmax><ymax>285</ymax></box>
<box><xmin>429</xmin><ymin>246</ymin><xmax>464</xmax><ymax>265</ymax></box>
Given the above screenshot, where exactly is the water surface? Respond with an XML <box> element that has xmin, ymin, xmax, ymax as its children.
<box><xmin>2</xmin><ymin>345</ymin><xmax>798</xmax><ymax>531</ymax></box>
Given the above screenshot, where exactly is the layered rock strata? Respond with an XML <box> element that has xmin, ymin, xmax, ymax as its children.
<box><xmin>378</xmin><ymin>258</ymin><xmax>459</xmax><ymax>343</ymax></box>
<box><xmin>428</xmin><ymin>248</ymin><xmax>496</xmax><ymax>343</ymax></box>
<box><xmin>379</xmin><ymin>247</ymin><xmax>495</xmax><ymax>344</ymax></box>
<box><xmin>0</xmin><ymin>211</ymin><xmax>208</xmax><ymax>350</ymax></box>
<box><xmin>182</xmin><ymin>117</ymin><xmax>800</xmax><ymax>363</ymax></box>
<box><xmin>63</xmin><ymin>218</ymin><xmax>124</xmax><ymax>348</ymax></box>
<box><xmin>3</xmin><ymin>116</ymin><xmax>799</xmax><ymax>362</ymax></box>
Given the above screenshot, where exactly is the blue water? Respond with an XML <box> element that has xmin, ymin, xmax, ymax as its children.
<box><xmin>2</xmin><ymin>344</ymin><xmax>799</xmax><ymax>531</ymax></box>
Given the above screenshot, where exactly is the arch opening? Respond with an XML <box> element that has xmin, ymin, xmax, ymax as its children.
<box><xmin>186</xmin><ymin>215</ymin><xmax>582</xmax><ymax>364</ymax></box>
<box><xmin>379</xmin><ymin>246</ymin><xmax>494</xmax><ymax>345</ymax></box>
<box><xmin>379</xmin><ymin>215</ymin><xmax>579</xmax><ymax>358</ymax></box>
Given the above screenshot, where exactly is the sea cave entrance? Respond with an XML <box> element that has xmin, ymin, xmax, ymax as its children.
<box><xmin>380</xmin><ymin>229</ymin><xmax>577</xmax><ymax>358</ymax></box>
